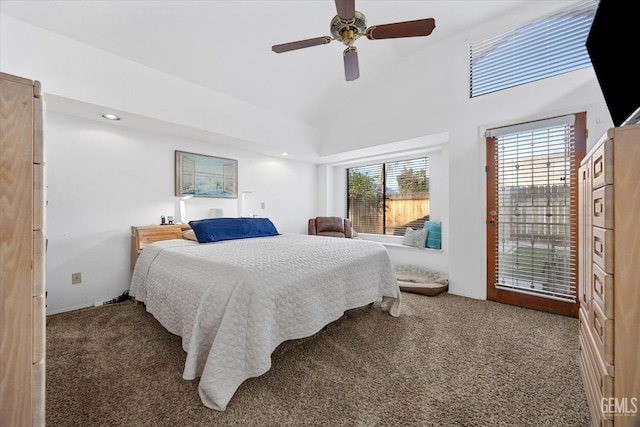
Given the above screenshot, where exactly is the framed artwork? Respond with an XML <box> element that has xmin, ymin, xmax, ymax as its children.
<box><xmin>175</xmin><ymin>150</ymin><xmax>238</xmax><ymax>198</ymax></box>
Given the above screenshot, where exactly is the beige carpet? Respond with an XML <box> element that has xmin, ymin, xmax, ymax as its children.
<box><xmin>46</xmin><ymin>292</ymin><xmax>591</xmax><ymax>426</ymax></box>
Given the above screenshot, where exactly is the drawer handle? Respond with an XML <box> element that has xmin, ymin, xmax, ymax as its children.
<box><xmin>594</xmin><ymin>158</ymin><xmax>603</xmax><ymax>176</ymax></box>
<box><xmin>597</xmin><ymin>369</ymin><xmax>603</xmax><ymax>389</ymax></box>
<box><xmin>594</xmin><ymin>239</ymin><xmax>603</xmax><ymax>256</ymax></box>
<box><xmin>581</xmin><ymin>291</ymin><xmax>588</xmax><ymax>305</ymax></box>
<box><xmin>594</xmin><ymin>315</ymin><xmax>603</xmax><ymax>339</ymax></box>
<box><xmin>593</xmin><ymin>275</ymin><xmax>603</xmax><ymax>296</ymax></box>
<box><xmin>594</xmin><ymin>200</ymin><xmax>603</xmax><ymax>215</ymax></box>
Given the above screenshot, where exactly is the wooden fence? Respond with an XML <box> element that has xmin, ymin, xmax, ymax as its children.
<box><xmin>498</xmin><ymin>184</ymin><xmax>572</xmax><ymax>246</ymax></box>
<box><xmin>349</xmin><ymin>196</ymin><xmax>430</xmax><ymax>235</ymax></box>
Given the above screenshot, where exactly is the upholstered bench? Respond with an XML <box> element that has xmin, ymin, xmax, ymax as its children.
<box><xmin>393</xmin><ymin>264</ymin><xmax>448</xmax><ymax>296</ymax></box>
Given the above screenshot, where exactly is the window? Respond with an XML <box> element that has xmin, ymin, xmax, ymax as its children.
<box><xmin>346</xmin><ymin>157</ymin><xmax>429</xmax><ymax>236</ymax></box>
<box><xmin>488</xmin><ymin>115</ymin><xmax>582</xmax><ymax>303</ymax></box>
<box><xmin>469</xmin><ymin>1</ymin><xmax>597</xmax><ymax>98</ymax></box>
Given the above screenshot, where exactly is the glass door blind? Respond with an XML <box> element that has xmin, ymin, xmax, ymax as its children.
<box><xmin>492</xmin><ymin>118</ymin><xmax>577</xmax><ymax>302</ymax></box>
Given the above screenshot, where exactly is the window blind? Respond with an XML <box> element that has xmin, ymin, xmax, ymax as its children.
<box><xmin>493</xmin><ymin>121</ymin><xmax>577</xmax><ymax>302</ymax></box>
<box><xmin>470</xmin><ymin>1</ymin><xmax>597</xmax><ymax>98</ymax></box>
<box><xmin>347</xmin><ymin>163</ymin><xmax>384</xmax><ymax>234</ymax></box>
<box><xmin>347</xmin><ymin>157</ymin><xmax>429</xmax><ymax>235</ymax></box>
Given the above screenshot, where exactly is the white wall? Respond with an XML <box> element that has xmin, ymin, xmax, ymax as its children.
<box><xmin>44</xmin><ymin>112</ymin><xmax>317</xmax><ymax>314</ymax></box>
<box><xmin>1</xmin><ymin>2</ymin><xmax>616</xmax><ymax>308</ymax></box>
<box><xmin>324</xmin><ymin>143</ymin><xmax>449</xmax><ymax>274</ymax></box>
<box><xmin>320</xmin><ymin>6</ymin><xmax>613</xmax><ymax>300</ymax></box>
<box><xmin>0</xmin><ymin>14</ymin><xmax>321</xmax><ymax>160</ymax></box>
<box><xmin>0</xmin><ymin>12</ymin><xmax>320</xmax><ymax>314</ymax></box>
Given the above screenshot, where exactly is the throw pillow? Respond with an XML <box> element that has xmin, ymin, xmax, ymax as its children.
<box><xmin>189</xmin><ymin>217</ymin><xmax>279</xmax><ymax>243</ymax></box>
<box><xmin>423</xmin><ymin>221</ymin><xmax>442</xmax><ymax>249</ymax></box>
<box><xmin>402</xmin><ymin>227</ymin><xmax>428</xmax><ymax>249</ymax></box>
<box><xmin>182</xmin><ymin>229</ymin><xmax>197</xmax><ymax>241</ymax></box>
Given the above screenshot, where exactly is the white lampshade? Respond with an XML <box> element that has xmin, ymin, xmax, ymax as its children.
<box><xmin>240</xmin><ymin>191</ymin><xmax>253</xmax><ymax>217</ymax></box>
<box><xmin>209</xmin><ymin>208</ymin><xmax>224</xmax><ymax>218</ymax></box>
<box><xmin>179</xmin><ymin>195</ymin><xmax>193</xmax><ymax>223</ymax></box>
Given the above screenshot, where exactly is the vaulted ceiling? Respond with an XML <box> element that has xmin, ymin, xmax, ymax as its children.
<box><xmin>2</xmin><ymin>1</ymin><xmax>554</xmax><ymax>126</ymax></box>
<box><xmin>1</xmin><ymin>1</ymin><xmax>584</xmax><ymax>161</ymax></box>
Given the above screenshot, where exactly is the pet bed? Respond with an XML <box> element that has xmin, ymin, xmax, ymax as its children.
<box><xmin>393</xmin><ymin>264</ymin><xmax>448</xmax><ymax>296</ymax></box>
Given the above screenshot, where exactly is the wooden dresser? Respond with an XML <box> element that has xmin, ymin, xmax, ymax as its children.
<box><xmin>0</xmin><ymin>72</ymin><xmax>46</xmax><ymax>426</ymax></box>
<box><xmin>578</xmin><ymin>124</ymin><xmax>640</xmax><ymax>426</ymax></box>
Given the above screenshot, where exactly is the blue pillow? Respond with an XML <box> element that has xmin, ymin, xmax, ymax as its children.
<box><xmin>423</xmin><ymin>221</ymin><xmax>442</xmax><ymax>250</ymax></box>
<box><xmin>188</xmin><ymin>217</ymin><xmax>279</xmax><ymax>243</ymax></box>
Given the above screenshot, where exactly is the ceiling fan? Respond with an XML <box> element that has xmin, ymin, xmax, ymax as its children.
<box><xmin>271</xmin><ymin>0</ymin><xmax>436</xmax><ymax>81</ymax></box>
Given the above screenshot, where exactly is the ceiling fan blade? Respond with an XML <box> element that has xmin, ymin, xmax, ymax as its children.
<box><xmin>366</xmin><ymin>18</ymin><xmax>436</xmax><ymax>40</ymax></box>
<box><xmin>335</xmin><ymin>0</ymin><xmax>355</xmax><ymax>20</ymax></box>
<box><xmin>272</xmin><ymin>36</ymin><xmax>332</xmax><ymax>53</ymax></box>
<box><xmin>343</xmin><ymin>47</ymin><xmax>360</xmax><ymax>81</ymax></box>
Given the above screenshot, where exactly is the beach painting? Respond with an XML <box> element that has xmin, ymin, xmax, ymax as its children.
<box><xmin>175</xmin><ymin>151</ymin><xmax>238</xmax><ymax>198</ymax></box>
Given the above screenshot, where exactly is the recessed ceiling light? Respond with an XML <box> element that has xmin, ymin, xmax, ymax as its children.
<box><xmin>101</xmin><ymin>113</ymin><xmax>120</xmax><ymax>121</ymax></box>
<box><xmin>280</xmin><ymin>152</ymin><xmax>289</xmax><ymax>156</ymax></box>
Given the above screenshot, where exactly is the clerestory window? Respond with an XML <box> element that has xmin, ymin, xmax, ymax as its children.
<box><xmin>469</xmin><ymin>1</ymin><xmax>597</xmax><ymax>98</ymax></box>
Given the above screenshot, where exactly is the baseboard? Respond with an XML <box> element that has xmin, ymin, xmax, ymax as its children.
<box><xmin>46</xmin><ymin>303</ymin><xmax>96</xmax><ymax>316</ymax></box>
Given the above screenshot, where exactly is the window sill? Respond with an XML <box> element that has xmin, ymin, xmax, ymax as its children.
<box><xmin>380</xmin><ymin>242</ymin><xmax>443</xmax><ymax>252</ymax></box>
<box><xmin>357</xmin><ymin>234</ymin><xmax>443</xmax><ymax>252</ymax></box>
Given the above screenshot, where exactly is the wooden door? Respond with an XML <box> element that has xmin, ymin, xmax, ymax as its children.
<box><xmin>486</xmin><ymin>113</ymin><xmax>586</xmax><ymax>317</ymax></box>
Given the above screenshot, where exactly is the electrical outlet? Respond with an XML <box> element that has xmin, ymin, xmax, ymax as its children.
<box><xmin>71</xmin><ymin>272</ymin><xmax>82</xmax><ymax>285</ymax></box>
<box><xmin>261</xmin><ymin>202</ymin><xmax>265</xmax><ymax>209</ymax></box>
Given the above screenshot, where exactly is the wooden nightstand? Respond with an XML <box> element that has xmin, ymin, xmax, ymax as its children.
<box><xmin>130</xmin><ymin>224</ymin><xmax>187</xmax><ymax>272</ymax></box>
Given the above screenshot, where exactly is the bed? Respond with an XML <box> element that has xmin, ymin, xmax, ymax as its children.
<box><xmin>129</xmin><ymin>220</ymin><xmax>400</xmax><ymax>411</ymax></box>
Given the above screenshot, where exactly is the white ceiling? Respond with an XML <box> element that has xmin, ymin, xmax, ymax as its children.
<box><xmin>0</xmin><ymin>0</ymin><xmax>557</xmax><ymax>129</ymax></box>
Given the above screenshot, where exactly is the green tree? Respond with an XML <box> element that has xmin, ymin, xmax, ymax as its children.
<box><xmin>348</xmin><ymin>170</ymin><xmax>379</xmax><ymax>201</ymax></box>
<box><xmin>396</xmin><ymin>167</ymin><xmax>428</xmax><ymax>195</ymax></box>
<box><xmin>348</xmin><ymin>170</ymin><xmax>382</xmax><ymax>234</ymax></box>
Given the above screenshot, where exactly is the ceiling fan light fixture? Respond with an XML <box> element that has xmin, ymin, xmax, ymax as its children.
<box><xmin>343</xmin><ymin>46</ymin><xmax>360</xmax><ymax>81</ymax></box>
<box><xmin>343</xmin><ymin>46</ymin><xmax>357</xmax><ymax>55</ymax></box>
<box><xmin>364</xmin><ymin>26</ymin><xmax>377</xmax><ymax>40</ymax></box>
<box><xmin>271</xmin><ymin>1</ymin><xmax>435</xmax><ymax>81</ymax></box>
<box><xmin>330</xmin><ymin>11</ymin><xmax>366</xmax><ymax>46</ymax></box>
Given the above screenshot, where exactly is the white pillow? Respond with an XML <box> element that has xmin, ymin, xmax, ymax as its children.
<box><xmin>182</xmin><ymin>229</ymin><xmax>198</xmax><ymax>241</ymax></box>
<box><xmin>402</xmin><ymin>227</ymin><xmax>428</xmax><ymax>249</ymax></box>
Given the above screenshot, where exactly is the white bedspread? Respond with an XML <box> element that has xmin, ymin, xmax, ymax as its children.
<box><xmin>129</xmin><ymin>233</ymin><xmax>400</xmax><ymax>411</ymax></box>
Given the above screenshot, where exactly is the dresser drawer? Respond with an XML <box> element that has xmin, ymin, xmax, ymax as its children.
<box><xmin>591</xmin><ymin>139</ymin><xmax>613</xmax><ymax>189</ymax></box>
<box><xmin>33</xmin><ymin>96</ymin><xmax>45</xmax><ymax>165</ymax></box>
<box><xmin>592</xmin><ymin>227</ymin><xmax>614</xmax><ymax>274</ymax></box>
<box><xmin>136</xmin><ymin>226</ymin><xmax>183</xmax><ymax>249</ymax></box>
<box><xmin>131</xmin><ymin>225</ymin><xmax>184</xmax><ymax>273</ymax></box>
<box><xmin>591</xmin><ymin>263</ymin><xmax>613</xmax><ymax>319</ymax></box>
<box><xmin>33</xmin><ymin>230</ymin><xmax>46</xmax><ymax>297</ymax></box>
<box><xmin>579</xmin><ymin>311</ymin><xmax>614</xmax><ymax>424</ymax></box>
<box><xmin>592</xmin><ymin>186</ymin><xmax>614</xmax><ymax>229</ymax></box>
<box><xmin>579</xmin><ymin>271</ymin><xmax>590</xmax><ymax>312</ymax></box>
<box><xmin>579</xmin><ymin>322</ymin><xmax>603</xmax><ymax>427</ymax></box>
<box><xmin>590</xmin><ymin>302</ymin><xmax>614</xmax><ymax>366</ymax></box>
<box><xmin>33</xmin><ymin>163</ymin><xmax>46</xmax><ymax>231</ymax></box>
